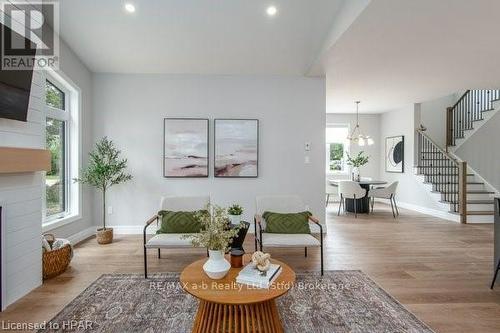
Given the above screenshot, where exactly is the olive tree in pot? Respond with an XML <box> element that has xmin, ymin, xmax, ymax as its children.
<box><xmin>74</xmin><ymin>137</ymin><xmax>132</xmax><ymax>244</ymax></box>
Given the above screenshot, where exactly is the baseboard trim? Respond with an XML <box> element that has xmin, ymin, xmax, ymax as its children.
<box><xmin>389</xmin><ymin>200</ymin><xmax>460</xmax><ymax>223</ymax></box>
<box><xmin>67</xmin><ymin>227</ymin><xmax>95</xmax><ymax>245</ymax></box>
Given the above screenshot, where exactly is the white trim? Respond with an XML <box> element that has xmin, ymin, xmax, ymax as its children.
<box><xmin>67</xmin><ymin>227</ymin><xmax>95</xmax><ymax>245</ymax></box>
<box><xmin>42</xmin><ymin>68</ymin><xmax>82</xmax><ymax>227</ymax></box>
<box><xmin>375</xmin><ymin>198</ymin><xmax>461</xmax><ymax>222</ymax></box>
<box><xmin>42</xmin><ymin>214</ymin><xmax>82</xmax><ymax>233</ymax></box>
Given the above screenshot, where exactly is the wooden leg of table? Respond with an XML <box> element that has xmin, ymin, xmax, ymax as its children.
<box><xmin>191</xmin><ymin>300</ymin><xmax>283</xmax><ymax>333</ymax></box>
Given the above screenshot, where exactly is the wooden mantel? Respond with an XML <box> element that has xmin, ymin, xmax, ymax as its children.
<box><xmin>0</xmin><ymin>147</ymin><xmax>51</xmax><ymax>173</ymax></box>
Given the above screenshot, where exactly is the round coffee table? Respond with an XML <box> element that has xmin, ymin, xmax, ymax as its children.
<box><xmin>180</xmin><ymin>255</ymin><xmax>295</xmax><ymax>333</ymax></box>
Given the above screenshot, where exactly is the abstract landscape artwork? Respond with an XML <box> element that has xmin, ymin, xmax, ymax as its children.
<box><xmin>385</xmin><ymin>135</ymin><xmax>404</xmax><ymax>173</ymax></box>
<box><xmin>164</xmin><ymin>118</ymin><xmax>209</xmax><ymax>177</ymax></box>
<box><xmin>214</xmin><ymin>119</ymin><xmax>258</xmax><ymax>177</ymax></box>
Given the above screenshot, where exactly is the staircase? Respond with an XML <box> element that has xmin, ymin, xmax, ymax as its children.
<box><xmin>446</xmin><ymin>89</ymin><xmax>500</xmax><ymax>151</ymax></box>
<box><xmin>414</xmin><ymin>89</ymin><xmax>500</xmax><ymax>224</ymax></box>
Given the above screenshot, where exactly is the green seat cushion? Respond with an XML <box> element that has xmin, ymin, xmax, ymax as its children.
<box><xmin>157</xmin><ymin>210</ymin><xmax>205</xmax><ymax>234</ymax></box>
<box><xmin>262</xmin><ymin>211</ymin><xmax>312</xmax><ymax>234</ymax></box>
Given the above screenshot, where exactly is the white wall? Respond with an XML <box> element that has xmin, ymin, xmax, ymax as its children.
<box><xmin>0</xmin><ymin>32</ymin><xmax>93</xmax><ymax>307</ymax></box>
<box><xmin>420</xmin><ymin>93</ymin><xmax>457</xmax><ymax>148</ymax></box>
<box><xmin>325</xmin><ymin>113</ymin><xmax>380</xmax><ymax>181</ymax></box>
<box><xmin>455</xmin><ymin>109</ymin><xmax>500</xmax><ymax>192</ymax></box>
<box><xmin>379</xmin><ymin>105</ymin><xmax>444</xmax><ymax>211</ymax></box>
<box><xmin>92</xmin><ymin>74</ymin><xmax>326</xmax><ymax>230</ymax></box>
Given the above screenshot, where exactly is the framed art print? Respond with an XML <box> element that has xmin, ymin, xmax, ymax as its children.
<box><xmin>385</xmin><ymin>135</ymin><xmax>404</xmax><ymax>173</ymax></box>
<box><xmin>163</xmin><ymin>118</ymin><xmax>209</xmax><ymax>177</ymax></box>
<box><xmin>214</xmin><ymin>119</ymin><xmax>259</xmax><ymax>178</ymax></box>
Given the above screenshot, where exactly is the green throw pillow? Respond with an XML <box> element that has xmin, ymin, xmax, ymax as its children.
<box><xmin>156</xmin><ymin>210</ymin><xmax>206</xmax><ymax>234</ymax></box>
<box><xmin>262</xmin><ymin>211</ymin><xmax>312</xmax><ymax>234</ymax></box>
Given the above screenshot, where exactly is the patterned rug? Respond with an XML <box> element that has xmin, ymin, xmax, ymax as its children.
<box><xmin>39</xmin><ymin>271</ymin><xmax>434</xmax><ymax>333</ymax></box>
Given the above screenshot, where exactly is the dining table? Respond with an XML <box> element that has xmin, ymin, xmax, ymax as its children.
<box><xmin>329</xmin><ymin>179</ymin><xmax>387</xmax><ymax>214</ymax></box>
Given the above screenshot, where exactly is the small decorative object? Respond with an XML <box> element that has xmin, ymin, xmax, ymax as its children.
<box><xmin>251</xmin><ymin>251</ymin><xmax>271</xmax><ymax>273</ymax></box>
<box><xmin>386</xmin><ymin>135</ymin><xmax>405</xmax><ymax>173</ymax></box>
<box><xmin>230</xmin><ymin>249</ymin><xmax>244</xmax><ymax>268</ymax></box>
<box><xmin>346</xmin><ymin>151</ymin><xmax>369</xmax><ymax>181</ymax></box>
<box><xmin>74</xmin><ymin>137</ymin><xmax>132</xmax><ymax>244</ymax></box>
<box><xmin>183</xmin><ymin>204</ymin><xmax>241</xmax><ymax>279</ymax></box>
<box><xmin>164</xmin><ymin>118</ymin><xmax>209</xmax><ymax>177</ymax></box>
<box><xmin>227</xmin><ymin>204</ymin><xmax>243</xmax><ymax>225</ymax></box>
<box><xmin>42</xmin><ymin>234</ymin><xmax>73</xmax><ymax>279</ymax></box>
<box><xmin>214</xmin><ymin>119</ymin><xmax>259</xmax><ymax>177</ymax></box>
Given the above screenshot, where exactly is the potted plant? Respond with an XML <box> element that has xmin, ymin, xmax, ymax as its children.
<box><xmin>346</xmin><ymin>151</ymin><xmax>369</xmax><ymax>181</ymax></box>
<box><xmin>227</xmin><ymin>204</ymin><xmax>244</xmax><ymax>225</ymax></box>
<box><xmin>183</xmin><ymin>204</ymin><xmax>241</xmax><ymax>279</ymax></box>
<box><xmin>74</xmin><ymin>137</ymin><xmax>132</xmax><ymax>244</ymax></box>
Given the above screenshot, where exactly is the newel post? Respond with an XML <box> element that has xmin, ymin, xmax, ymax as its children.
<box><xmin>458</xmin><ymin>161</ymin><xmax>467</xmax><ymax>224</ymax></box>
<box><xmin>446</xmin><ymin>107</ymin><xmax>453</xmax><ymax>151</ymax></box>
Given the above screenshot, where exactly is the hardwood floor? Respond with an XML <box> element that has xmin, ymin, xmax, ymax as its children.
<box><xmin>1</xmin><ymin>204</ymin><xmax>499</xmax><ymax>332</ymax></box>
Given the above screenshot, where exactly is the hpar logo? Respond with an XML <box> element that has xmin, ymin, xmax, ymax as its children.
<box><xmin>1</xmin><ymin>1</ymin><xmax>59</xmax><ymax>70</ymax></box>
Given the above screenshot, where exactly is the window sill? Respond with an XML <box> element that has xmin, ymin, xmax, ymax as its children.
<box><xmin>42</xmin><ymin>213</ymin><xmax>82</xmax><ymax>233</ymax></box>
<box><xmin>326</xmin><ymin>171</ymin><xmax>349</xmax><ymax>176</ymax></box>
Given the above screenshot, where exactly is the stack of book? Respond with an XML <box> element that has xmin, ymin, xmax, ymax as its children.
<box><xmin>236</xmin><ymin>263</ymin><xmax>282</xmax><ymax>289</ymax></box>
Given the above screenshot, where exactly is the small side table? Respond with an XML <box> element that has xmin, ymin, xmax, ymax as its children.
<box><xmin>180</xmin><ymin>255</ymin><xmax>295</xmax><ymax>333</ymax></box>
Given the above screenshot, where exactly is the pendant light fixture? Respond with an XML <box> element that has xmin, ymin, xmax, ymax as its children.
<box><xmin>347</xmin><ymin>101</ymin><xmax>374</xmax><ymax>146</ymax></box>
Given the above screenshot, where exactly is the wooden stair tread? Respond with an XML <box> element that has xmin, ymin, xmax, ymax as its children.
<box><xmin>423</xmin><ymin>182</ymin><xmax>483</xmax><ymax>185</ymax></box>
<box><xmin>431</xmin><ymin>190</ymin><xmax>494</xmax><ymax>194</ymax></box>
<box><xmin>466</xmin><ymin>211</ymin><xmax>494</xmax><ymax>216</ymax></box>
<box><xmin>440</xmin><ymin>200</ymin><xmax>494</xmax><ymax>204</ymax></box>
<box><xmin>449</xmin><ymin>211</ymin><xmax>494</xmax><ymax>216</ymax></box>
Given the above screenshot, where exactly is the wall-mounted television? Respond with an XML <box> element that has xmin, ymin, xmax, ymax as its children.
<box><xmin>0</xmin><ymin>22</ymin><xmax>36</xmax><ymax>122</ymax></box>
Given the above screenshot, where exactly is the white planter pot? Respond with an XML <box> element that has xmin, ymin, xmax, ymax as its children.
<box><xmin>203</xmin><ymin>250</ymin><xmax>231</xmax><ymax>280</ymax></box>
<box><xmin>352</xmin><ymin>167</ymin><xmax>360</xmax><ymax>182</ymax></box>
<box><xmin>228</xmin><ymin>214</ymin><xmax>241</xmax><ymax>225</ymax></box>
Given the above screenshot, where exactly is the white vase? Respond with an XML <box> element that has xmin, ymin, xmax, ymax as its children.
<box><xmin>229</xmin><ymin>214</ymin><xmax>241</xmax><ymax>225</ymax></box>
<box><xmin>203</xmin><ymin>250</ymin><xmax>231</xmax><ymax>280</ymax></box>
<box><xmin>352</xmin><ymin>167</ymin><xmax>360</xmax><ymax>182</ymax></box>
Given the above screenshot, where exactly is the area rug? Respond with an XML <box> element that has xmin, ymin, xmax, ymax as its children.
<box><xmin>39</xmin><ymin>271</ymin><xmax>434</xmax><ymax>333</ymax></box>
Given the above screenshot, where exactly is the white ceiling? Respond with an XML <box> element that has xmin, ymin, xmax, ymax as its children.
<box><xmin>319</xmin><ymin>0</ymin><xmax>500</xmax><ymax>113</ymax></box>
<box><xmin>58</xmin><ymin>0</ymin><xmax>344</xmax><ymax>75</ymax></box>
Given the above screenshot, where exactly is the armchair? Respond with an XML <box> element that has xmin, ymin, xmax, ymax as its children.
<box><xmin>143</xmin><ymin>195</ymin><xmax>210</xmax><ymax>278</ymax></box>
<box><xmin>254</xmin><ymin>195</ymin><xmax>324</xmax><ymax>275</ymax></box>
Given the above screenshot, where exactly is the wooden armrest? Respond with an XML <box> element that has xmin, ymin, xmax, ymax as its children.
<box><xmin>308</xmin><ymin>216</ymin><xmax>320</xmax><ymax>224</ymax></box>
<box><xmin>308</xmin><ymin>216</ymin><xmax>323</xmax><ymax>234</ymax></box>
<box><xmin>254</xmin><ymin>214</ymin><xmax>262</xmax><ymax>224</ymax></box>
<box><xmin>145</xmin><ymin>214</ymin><xmax>158</xmax><ymax>226</ymax></box>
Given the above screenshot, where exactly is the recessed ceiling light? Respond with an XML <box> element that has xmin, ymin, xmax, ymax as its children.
<box><xmin>266</xmin><ymin>6</ymin><xmax>277</xmax><ymax>17</ymax></box>
<box><xmin>124</xmin><ymin>3</ymin><xmax>136</xmax><ymax>13</ymax></box>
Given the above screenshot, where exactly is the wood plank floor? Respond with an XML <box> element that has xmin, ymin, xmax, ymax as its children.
<box><xmin>1</xmin><ymin>204</ymin><xmax>499</xmax><ymax>332</ymax></box>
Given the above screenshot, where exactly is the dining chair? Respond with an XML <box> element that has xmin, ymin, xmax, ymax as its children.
<box><xmin>325</xmin><ymin>180</ymin><xmax>338</xmax><ymax>207</ymax></box>
<box><xmin>337</xmin><ymin>181</ymin><xmax>367</xmax><ymax>218</ymax></box>
<box><xmin>368</xmin><ymin>181</ymin><xmax>399</xmax><ymax>218</ymax></box>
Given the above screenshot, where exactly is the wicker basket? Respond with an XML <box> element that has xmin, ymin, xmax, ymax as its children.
<box><xmin>42</xmin><ymin>234</ymin><xmax>72</xmax><ymax>280</ymax></box>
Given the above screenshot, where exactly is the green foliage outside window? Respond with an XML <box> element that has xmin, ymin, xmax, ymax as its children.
<box><xmin>329</xmin><ymin>143</ymin><xmax>344</xmax><ymax>171</ymax></box>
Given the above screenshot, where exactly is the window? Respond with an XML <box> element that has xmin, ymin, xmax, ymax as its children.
<box><xmin>326</xmin><ymin>125</ymin><xmax>349</xmax><ymax>174</ymax></box>
<box><xmin>43</xmin><ymin>73</ymin><xmax>80</xmax><ymax>227</ymax></box>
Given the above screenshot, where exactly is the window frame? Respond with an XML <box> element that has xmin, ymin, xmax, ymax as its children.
<box><xmin>325</xmin><ymin>123</ymin><xmax>350</xmax><ymax>176</ymax></box>
<box><xmin>42</xmin><ymin>70</ymin><xmax>82</xmax><ymax>231</ymax></box>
